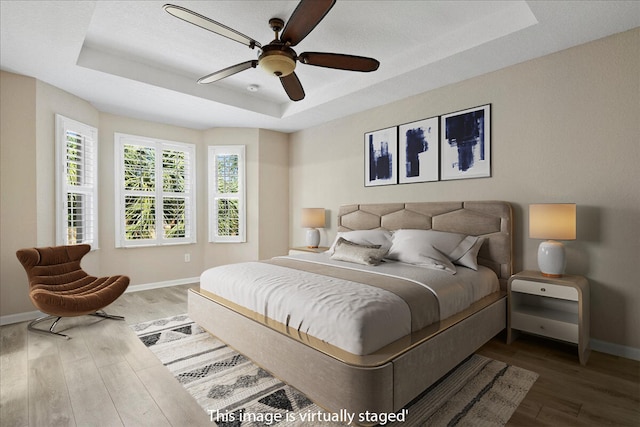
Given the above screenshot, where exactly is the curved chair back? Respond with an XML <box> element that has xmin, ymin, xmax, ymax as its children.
<box><xmin>16</xmin><ymin>244</ymin><xmax>92</xmax><ymax>286</ymax></box>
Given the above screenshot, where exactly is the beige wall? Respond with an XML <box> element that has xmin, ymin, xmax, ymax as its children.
<box><xmin>257</xmin><ymin>129</ymin><xmax>290</xmax><ymax>260</ymax></box>
<box><xmin>289</xmin><ymin>28</ymin><xmax>640</xmax><ymax>351</ymax></box>
<box><xmin>0</xmin><ymin>72</ymin><xmax>37</xmax><ymax>316</ymax></box>
<box><xmin>0</xmin><ymin>72</ymin><xmax>289</xmax><ymax>319</ymax></box>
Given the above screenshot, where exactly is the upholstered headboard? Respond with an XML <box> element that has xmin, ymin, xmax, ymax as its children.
<box><xmin>337</xmin><ymin>201</ymin><xmax>513</xmax><ymax>286</ymax></box>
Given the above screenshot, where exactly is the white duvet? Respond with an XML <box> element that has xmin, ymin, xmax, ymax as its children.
<box><xmin>199</xmin><ymin>253</ymin><xmax>498</xmax><ymax>355</ymax></box>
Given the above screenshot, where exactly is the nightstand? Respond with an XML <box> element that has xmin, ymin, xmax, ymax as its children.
<box><xmin>507</xmin><ymin>270</ymin><xmax>590</xmax><ymax>365</ymax></box>
<box><xmin>288</xmin><ymin>246</ymin><xmax>329</xmax><ymax>255</ymax></box>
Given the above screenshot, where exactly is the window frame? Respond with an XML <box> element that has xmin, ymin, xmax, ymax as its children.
<box><xmin>55</xmin><ymin>114</ymin><xmax>98</xmax><ymax>248</ymax></box>
<box><xmin>208</xmin><ymin>145</ymin><xmax>246</xmax><ymax>243</ymax></box>
<box><xmin>114</xmin><ymin>133</ymin><xmax>196</xmax><ymax>248</ymax></box>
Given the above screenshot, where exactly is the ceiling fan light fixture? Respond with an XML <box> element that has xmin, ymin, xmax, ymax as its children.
<box><xmin>259</xmin><ymin>48</ymin><xmax>296</xmax><ymax>77</ymax></box>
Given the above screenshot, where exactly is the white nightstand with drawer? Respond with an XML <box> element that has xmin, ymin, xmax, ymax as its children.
<box><xmin>507</xmin><ymin>270</ymin><xmax>590</xmax><ymax>365</ymax></box>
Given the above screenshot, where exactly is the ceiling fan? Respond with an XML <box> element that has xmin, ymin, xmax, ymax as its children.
<box><xmin>163</xmin><ymin>0</ymin><xmax>380</xmax><ymax>101</ymax></box>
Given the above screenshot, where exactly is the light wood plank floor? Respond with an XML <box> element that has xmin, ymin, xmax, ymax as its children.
<box><xmin>1</xmin><ymin>285</ymin><xmax>638</xmax><ymax>426</ymax></box>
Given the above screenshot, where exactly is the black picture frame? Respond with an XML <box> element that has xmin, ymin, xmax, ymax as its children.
<box><xmin>364</xmin><ymin>126</ymin><xmax>398</xmax><ymax>187</ymax></box>
<box><xmin>440</xmin><ymin>104</ymin><xmax>491</xmax><ymax>180</ymax></box>
<box><xmin>398</xmin><ymin>116</ymin><xmax>439</xmax><ymax>184</ymax></box>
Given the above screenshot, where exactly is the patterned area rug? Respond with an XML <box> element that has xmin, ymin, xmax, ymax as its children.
<box><xmin>132</xmin><ymin>314</ymin><xmax>538</xmax><ymax>426</ymax></box>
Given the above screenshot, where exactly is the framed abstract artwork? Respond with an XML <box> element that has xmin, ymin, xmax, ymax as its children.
<box><xmin>364</xmin><ymin>126</ymin><xmax>398</xmax><ymax>186</ymax></box>
<box><xmin>440</xmin><ymin>104</ymin><xmax>491</xmax><ymax>180</ymax></box>
<box><xmin>398</xmin><ymin>117</ymin><xmax>439</xmax><ymax>184</ymax></box>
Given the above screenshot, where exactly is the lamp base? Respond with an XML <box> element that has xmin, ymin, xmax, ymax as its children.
<box><xmin>305</xmin><ymin>228</ymin><xmax>320</xmax><ymax>248</ymax></box>
<box><xmin>541</xmin><ymin>272</ymin><xmax>563</xmax><ymax>278</ymax></box>
<box><xmin>537</xmin><ymin>240</ymin><xmax>566</xmax><ymax>277</ymax></box>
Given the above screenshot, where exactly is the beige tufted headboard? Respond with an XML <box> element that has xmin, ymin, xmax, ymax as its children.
<box><xmin>337</xmin><ymin>201</ymin><xmax>513</xmax><ymax>286</ymax></box>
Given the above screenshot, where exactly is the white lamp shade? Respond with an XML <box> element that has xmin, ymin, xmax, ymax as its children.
<box><xmin>301</xmin><ymin>208</ymin><xmax>325</xmax><ymax>229</ymax></box>
<box><xmin>529</xmin><ymin>204</ymin><xmax>576</xmax><ymax>240</ymax></box>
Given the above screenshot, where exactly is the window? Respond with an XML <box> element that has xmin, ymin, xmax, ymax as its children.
<box><xmin>55</xmin><ymin>115</ymin><xmax>98</xmax><ymax>247</ymax></box>
<box><xmin>115</xmin><ymin>133</ymin><xmax>196</xmax><ymax>247</ymax></box>
<box><xmin>208</xmin><ymin>145</ymin><xmax>246</xmax><ymax>242</ymax></box>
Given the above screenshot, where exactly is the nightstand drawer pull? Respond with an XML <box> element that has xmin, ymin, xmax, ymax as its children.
<box><xmin>541</xmin><ymin>287</ymin><xmax>546</xmax><ymax>292</ymax></box>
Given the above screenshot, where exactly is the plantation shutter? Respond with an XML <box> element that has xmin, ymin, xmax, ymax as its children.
<box><xmin>115</xmin><ymin>134</ymin><xmax>196</xmax><ymax>247</ymax></box>
<box><xmin>208</xmin><ymin>145</ymin><xmax>246</xmax><ymax>243</ymax></box>
<box><xmin>55</xmin><ymin>115</ymin><xmax>98</xmax><ymax>247</ymax></box>
<box><xmin>162</xmin><ymin>144</ymin><xmax>194</xmax><ymax>241</ymax></box>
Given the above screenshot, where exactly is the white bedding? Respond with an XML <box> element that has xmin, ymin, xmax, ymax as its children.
<box><xmin>199</xmin><ymin>253</ymin><xmax>498</xmax><ymax>355</ymax></box>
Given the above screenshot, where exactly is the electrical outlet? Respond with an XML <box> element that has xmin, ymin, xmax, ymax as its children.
<box><xmin>184</xmin><ymin>253</ymin><xmax>191</xmax><ymax>263</ymax></box>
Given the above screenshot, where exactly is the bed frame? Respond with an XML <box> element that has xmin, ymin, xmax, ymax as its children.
<box><xmin>189</xmin><ymin>200</ymin><xmax>513</xmax><ymax>417</ymax></box>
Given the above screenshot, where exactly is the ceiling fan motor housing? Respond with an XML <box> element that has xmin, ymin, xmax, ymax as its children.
<box><xmin>258</xmin><ymin>44</ymin><xmax>297</xmax><ymax>77</ymax></box>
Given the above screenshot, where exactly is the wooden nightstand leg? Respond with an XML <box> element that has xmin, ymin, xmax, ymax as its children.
<box><xmin>578</xmin><ymin>345</ymin><xmax>591</xmax><ymax>366</ymax></box>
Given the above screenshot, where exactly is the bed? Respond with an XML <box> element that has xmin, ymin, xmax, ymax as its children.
<box><xmin>189</xmin><ymin>200</ymin><xmax>513</xmax><ymax>418</ymax></box>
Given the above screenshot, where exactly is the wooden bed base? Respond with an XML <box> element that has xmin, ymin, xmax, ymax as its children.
<box><xmin>189</xmin><ymin>201</ymin><xmax>513</xmax><ymax>417</ymax></box>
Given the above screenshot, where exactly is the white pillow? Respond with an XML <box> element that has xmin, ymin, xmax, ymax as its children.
<box><xmin>448</xmin><ymin>235</ymin><xmax>485</xmax><ymax>270</ymax></box>
<box><xmin>386</xmin><ymin>229</ymin><xmax>484</xmax><ymax>272</ymax></box>
<box><xmin>327</xmin><ymin>229</ymin><xmax>393</xmax><ymax>255</ymax></box>
<box><xmin>330</xmin><ymin>238</ymin><xmax>387</xmax><ymax>266</ymax></box>
<box><xmin>386</xmin><ymin>230</ymin><xmax>457</xmax><ymax>273</ymax></box>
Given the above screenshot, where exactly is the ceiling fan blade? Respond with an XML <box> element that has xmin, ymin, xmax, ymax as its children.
<box><xmin>163</xmin><ymin>4</ymin><xmax>261</xmax><ymax>49</ymax></box>
<box><xmin>198</xmin><ymin>60</ymin><xmax>258</xmax><ymax>84</ymax></box>
<box><xmin>281</xmin><ymin>0</ymin><xmax>336</xmax><ymax>47</ymax></box>
<box><xmin>299</xmin><ymin>52</ymin><xmax>380</xmax><ymax>72</ymax></box>
<box><xmin>280</xmin><ymin>72</ymin><xmax>305</xmax><ymax>101</ymax></box>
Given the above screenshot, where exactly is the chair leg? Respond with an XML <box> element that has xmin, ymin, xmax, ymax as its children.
<box><xmin>28</xmin><ymin>311</ymin><xmax>125</xmax><ymax>340</ymax></box>
<box><xmin>28</xmin><ymin>315</ymin><xmax>70</xmax><ymax>339</ymax></box>
<box><xmin>90</xmin><ymin>310</ymin><xmax>125</xmax><ymax>321</ymax></box>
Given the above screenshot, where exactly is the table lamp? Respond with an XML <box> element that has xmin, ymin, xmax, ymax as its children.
<box><xmin>529</xmin><ymin>203</ymin><xmax>576</xmax><ymax>277</ymax></box>
<box><xmin>301</xmin><ymin>208</ymin><xmax>325</xmax><ymax>248</ymax></box>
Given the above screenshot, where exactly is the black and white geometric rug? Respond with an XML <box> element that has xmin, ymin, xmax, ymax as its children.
<box><xmin>132</xmin><ymin>314</ymin><xmax>538</xmax><ymax>427</ymax></box>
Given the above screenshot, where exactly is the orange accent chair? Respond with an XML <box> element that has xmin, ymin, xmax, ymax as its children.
<box><xmin>16</xmin><ymin>244</ymin><xmax>130</xmax><ymax>339</ymax></box>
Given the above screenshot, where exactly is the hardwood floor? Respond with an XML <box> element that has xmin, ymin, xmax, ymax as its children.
<box><xmin>1</xmin><ymin>285</ymin><xmax>638</xmax><ymax>426</ymax></box>
<box><xmin>1</xmin><ymin>284</ymin><xmax>210</xmax><ymax>427</ymax></box>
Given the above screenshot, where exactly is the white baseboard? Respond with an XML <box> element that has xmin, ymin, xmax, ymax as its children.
<box><xmin>591</xmin><ymin>339</ymin><xmax>640</xmax><ymax>361</ymax></box>
<box><xmin>0</xmin><ymin>277</ymin><xmax>200</xmax><ymax>326</ymax></box>
<box><xmin>0</xmin><ymin>310</ymin><xmax>45</xmax><ymax>326</ymax></box>
<box><xmin>124</xmin><ymin>276</ymin><xmax>200</xmax><ymax>293</ymax></box>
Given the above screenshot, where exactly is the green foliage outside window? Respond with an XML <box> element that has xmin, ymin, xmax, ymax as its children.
<box><xmin>216</xmin><ymin>154</ymin><xmax>239</xmax><ymax>236</ymax></box>
<box><xmin>124</xmin><ymin>145</ymin><xmax>155</xmax><ymax>191</ymax></box>
<box><xmin>217</xmin><ymin>198</ymin><xmax>239</xmax><ymax>236</ymax></box>
<box><xmin>65</xmin><ymin>132</ymin><xmax>88</xmax><ymax>244</ymax></box>
<box><xmin>123</xmin><ymin>145</ymin><xmax>188</xmax><ymax>240</ymax></box>
<box><xmin>66</xmin><ymin>132</ymin><xmax>82</xmax><ymax>186</ymax></box>
<box><xmin>66</xmin><ymin>192</ymin><xmax>84</xmax><ymax>244</ymax></box>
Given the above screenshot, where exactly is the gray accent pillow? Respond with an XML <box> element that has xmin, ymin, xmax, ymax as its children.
<box><xmin>327</xmin><ymin>229</ymin><xmax>393</xmax><ymax>255</ymax></box>
<box><xmin>330</xmin><ymin>238</ymin><xmax>387</xmax><ymax>266</ymax></box>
